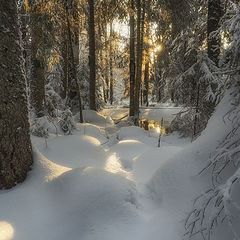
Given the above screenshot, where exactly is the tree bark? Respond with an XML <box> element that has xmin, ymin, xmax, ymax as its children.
<box><xmin>134</xmin><ymin>0</ymin><xmax>144</xmax><ymax>125</ymax></box>
<box><xmin>143</xmin><ymin>59</ymin><xmax>149</xmax><ymax>106</ymax></box>
<box><xmin>30</xmin><ymin>14</ymin><xmax>45</xmax><ymax>118</ymax></box>
<box><xmin>129</xmin><ymin>0</ymin><xmax>135</xmax><ymax>117</ymax></box>
<box><xmin>207</xmin><ymin>0</ymin><xmax>222</xmax><ymax>64</ymax></box>
<box><xmin>109</xmin><ymin>21</ymin><xmax>114</xmax><ymax>105</ymax></box>
<box><xmin>0</xmin><ymin>0</ymin><xmax>33</xmax><ymax>189</ymax></box>
<box><xmin>61</xmin><ymin>23</ymin><xmax>69</xmax><ymax>99</ymax></box>
<box><xmin>88</xmin><ymin>0</ymin><xmax>96</xmax><ymax>110</ymax></box>
<box><xmin>140</xmin><ymin>0</ymin><xmax>145</xmax><ymax>106</ymax></box>
<box><xmin>66</xmin><ymin>4</ymin><xmax>83</xmax><ymax>123</ymax></box>
<box><xmin>104</xmin><ymin>22</ymin><xmax>110</xmax><ymax>102</ymax></box>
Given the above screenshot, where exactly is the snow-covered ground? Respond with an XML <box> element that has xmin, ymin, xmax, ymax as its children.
<box><xmin>0</xmin><ymin>101</ymin><xmax>231</xmax><ymax>240</ymax></box>
<box><xmin>100</xmin><ymin>106</ymin><xmax>182</xmax><ymax>122</ymax></box>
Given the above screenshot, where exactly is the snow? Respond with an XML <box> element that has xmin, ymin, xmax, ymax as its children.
<box><xmin>75</xmin><ymin>110</ymin><xmax>114</xmax><ymax>127</ymax></box>
<box><xmin>100</xmin><ymin>106</ymin><xmax>182</xmax><ymax>122</ymax></box>
<box><xmin>0</xmin><ymin>101</ymin><xmax>232</xmax><ymax>240</ymax></box>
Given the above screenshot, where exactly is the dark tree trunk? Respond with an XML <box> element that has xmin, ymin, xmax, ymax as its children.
<box><xmin>66</xmin><ymin>4</ymin><xmax>83</xmax><ymax>123</ymax></box>
<box><xmin>129</xmin><ymin>0</ymin><xmax>135</xmax><ymax>117</ymax></box>
<box><xmin>134</xmin><ymin>0</ymin><xmax>141</xmax><ymax>124</ymax></box>
<box><xmin>61</xmin><ymin>24</ymin><xmax>69</xmax><ymax>99</ymax></box>
<box><xmin>134</xmin><ymin>0</ymin><xmax>144</xmax><ymax>125</ymax></box>
<box><xmin>143</xmin><ymin>1</ymin><xmax>150</xmax><ymax>106</ymax></box>
<box><xmin>192</xmin><ymin>83</ymin><xmax>200</xmax><ymax>139</ymax></box>
<box><xmin>0</xmin><ymin>0</ymin><xmax>33</xmax><ymax>189</ymax></box>
<box><xmin>30</xmin><ymin>15</ymin><xmax>45</xmax><ymax>118</ymax></box>
<box><xmin>109</xmin><ymin>21</ymin><xmax>114</xmax><ymax>105</ymax></box>
<box><xmin>207</xmin><ymin>0</ymin><xmax>222</xmax><ymax>64</ymax></box>
<box><xmin>104</xmin><ymin>22</ymin><xmax>110</xmax><ymax>102</ymax></box>
<box><xmin>140</xmin><ymin>0</ymin><xmax>146</xmax><ymax>106</ymax></box>
<box><xmin>88</xmin><ymin>0</ymin><xmax>96</xmax><ymax>110</ymax></box>
<box><xmin>143</xmin><ymin>60</ymin><xmax>149</xmax><ymax>106</ymax></box>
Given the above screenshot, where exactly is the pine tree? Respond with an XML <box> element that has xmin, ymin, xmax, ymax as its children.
<box><xmin>207</xmin><ymin>0</ymin><xmax>222</xmax><ymax>65</ymax></box>
<box><xmin>0</xmin><ymin>0</ymin><xmax>33</xmax><ymax>189</ymax></box>
<box><xmin>88</xmin><ymin>0</ymin><xmax>96</xmax><ymax>110</ymax></box>
<box><xmin>29</xmin><ymin>7</ymin><xmax>46</xmax><ymax>118</ymax></box>
<box><xmin>129</xmin><ymin>0</ymin><xmax>135</xmax><ymax>117</ymax></box>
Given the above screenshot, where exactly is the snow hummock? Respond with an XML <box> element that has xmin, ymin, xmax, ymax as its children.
<box><xmin>0</xmin><ymin>100</ymin><xmax>232</xmax><ymax>240</ymax></box>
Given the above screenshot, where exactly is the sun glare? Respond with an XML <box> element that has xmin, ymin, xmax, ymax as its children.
<box><xmin>113</xmin><ymin>20</ymin><xmax>129</xmax><ymax>38</ymax></box>
<box><xmin>0</xmin><ymin>222</ymin><xmax>14</xmax><ymax>240</ymax></box>
<box><xmin>154</xmin><ymin>45</ymin><xmax>162</xmax><ymax>53</ymax></box>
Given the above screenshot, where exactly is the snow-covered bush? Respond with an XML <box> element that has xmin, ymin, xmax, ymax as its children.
<box><xmin>31</xmin><ymin>116</ymin><xmax>50</xmax><ymax>137</ymax></box>
<box><xmin>31</xmin><ymin>83</ymin><xmax>76</xmax><ymax>136</ymax></box>
<box><xmin>58</xmin><ymin>109</ymin><xmax>76</xmax><ymax>135</ymax></box>
<box><xmin>169</xmin><ymin>109</ymin><xmax>195</xmax><ymax>137</ymax></box>
<box><xmin>45</xmin><ymin>83</ymin><xmax>65</xmax><ymax>117</ymax></box>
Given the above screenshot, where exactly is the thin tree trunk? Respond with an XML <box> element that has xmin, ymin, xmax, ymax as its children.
<box><xmin>30</xmin><ymin>16</ymin><xmax>45</xmax><ymax>118</ymax></box>
<box><xmin>129</xmin><ymin>0</ymin><xmax>135</xmax><ymax>117</ymax></box>
<box><xmin>0</xmin><ymin>0</ymin><xmax>33</xmax><ymax>189</ymax></box>
<box><xmin>134</xmin><ymin>0</ymin><xmax>144</xmax><ymax>125</ymax></box>
<box><xmin>98</xmin><ymin>22</ymin><xmax>107</xmax><ymax>103</ymax></box>
<box><xmin>66</xmin><ymin>4</ymin><xmax>83</xmax><ymax>123</ymax></box>
<box><xmin>140</xmin><ymin>0</ymin><xmax>145</xmax><ymax>107</ymax></box>
<box><xmin>143</xmin><ymin>1</ymin><xmax>150</xmax><ymax>106</ymax></box>
<box><xmin>104</xmin><ymin>22</ymin><xmax>110</xmax><ymax>102</ymax></box>
<box><xmin>192</xmin><ymin>83</ymin><xmax>200</xmax><ymax>139</ymax></box>
<box><xmin>61</xmin><ymin>24</ymin><xmax>69</xmax><ymax>99</ymax></box>
<box><xmin>88</xmin><ymin>0</ymin><xmax>96</xmax><ymax>110</ymax></box>
<box><xmin>143</xmin><ymin>59</ymin><xmax>149</xmax><ymax>105</ymax></box>
<box><xmin>207</xmin><ymin>0</ymin><xmax>222</xmax><ymax>64</ymax></box>
<box><xmin>109</xmin><ymin>20</ymin><xmax>114</xmax><ymax>105</ymax></box>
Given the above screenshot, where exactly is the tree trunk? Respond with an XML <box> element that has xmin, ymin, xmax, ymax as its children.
<box><xmin>207</xmin><ymin>0</ymin><xmax>222</xmax><ymax>64</ymax></box>
<box><xmin>109</xmin><ymin>21</ymin><xmax>114</xmax><ymax>105</ymax></box>
<box><xmin>0</xmin><ymin>0</ymin><xmax>33</xmax><ymax>189</ymax></box>
<box><xmin>134</xmin><ymin>0</ymin><xmax>144</xmax><ymax>125</ymax></box>
<box><xmin>61</xmin><ymin>24</ymin><xmax>69</xmax><ymax>99</ymax></box>
<box><xmin>143</xmin><ymin>1</ymin><xmax>150</xmax><ymax>106</ymax></box>
<box><xmin>139</xmin><ymin>0</ymin><xmax>145</xmax><ymax>107</ymax></box>
<box><xmin>104</xmin><ymin>22</ymin><xmax>110</xmax><ymax>102</ymax></box>
<box><xmin>30</xmin><ymin>15</ymin><xmax>45</xmax><ymax>118</ymax></box>
<box><xmin>192</xmin><ymin>83</ymin><xmax>200</xmax><ymax>139</ymax></box>
<box><xmin>129</xmin><ymin>0</ymin><xmax>135</xmax><ymax>117</ymax></box>
<box><xmin>88</xmin><ymin>0</ymin><xmax>96</xmax><ymax>110</ymax></box>
<box><xmin>66</xmin><ymin>4</ymin><xmax>83</xmax><ymax>123</ymax></box>
<box><xmin>143</xmin><ymin>59</ymin><xmax>149</xmax><ymax>106</ymax></box>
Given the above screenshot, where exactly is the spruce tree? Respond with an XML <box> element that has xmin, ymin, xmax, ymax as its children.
<box><xmin>0</xmin><ymin>0</ymin><xmax>33</xmax><ymax>189</ymax></box>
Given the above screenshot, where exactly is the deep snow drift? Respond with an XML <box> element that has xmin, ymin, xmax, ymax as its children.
<box><xmin>0</xmin><ymin>102</ymin><xmax>232</xmax><ymax>240</ymax></box>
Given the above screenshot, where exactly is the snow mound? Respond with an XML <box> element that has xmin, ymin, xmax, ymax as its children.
<box><xmin>37</xmin><ymin>134</ymin><xmax>107</xmax><ymax>169</ymax></box>
<box><xmin>75</xmin><ymin>110</ymin><xmax>114</xmax><ymax>126</ymax></box>
<box><xmin>46</xmin><ymin>167</ymin><xmax>138</xmax><ymax>239</ymax></box>
<box><xmin>148</xmin><ymin>92</ymin><xmax>234</xmax><ymax>215</ymax></box>
<box><xmin>78</xmin><ymin>124</ymin><xmax>108</xmax><ymax>143</ymax></box>
<box><xmin>109</xmin><ymin>139</ymin><xmax>150</xmax><ymax>171</ymax></box>
<box><xmin>30</xmin><ymin>149</ymin><xmax>71</xmax><ymax>183</ymax></box>
<box><xmin>132</xmin><ymin>146</ymin><xmax>183</xmax><ymax>183</ymax></box>
<box><xmin>118</xmin><ymin>126</ymin><xmax>147</xmax><ymax>140</ymax></box>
